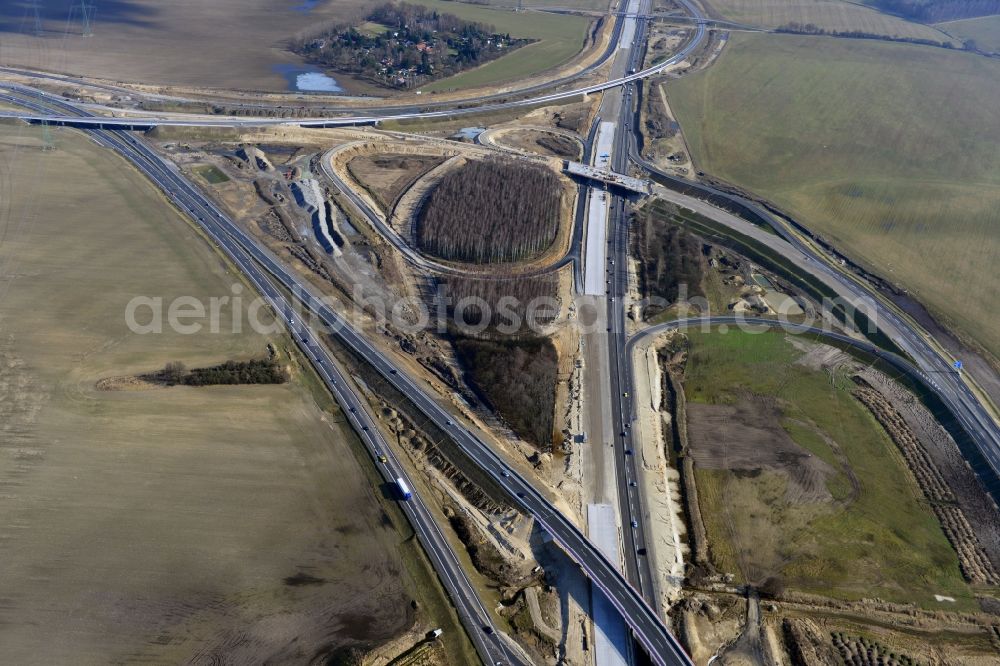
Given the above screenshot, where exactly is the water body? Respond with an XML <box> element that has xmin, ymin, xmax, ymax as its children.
<box><xmin>292</xmin><ymin>0</ymin><xmax>323</xmax><ymax>12</ymax></box>
<box><xmin>273</xmin><ymin>64</ymin><xmax>343</xmax><ymax>93</ymax></box>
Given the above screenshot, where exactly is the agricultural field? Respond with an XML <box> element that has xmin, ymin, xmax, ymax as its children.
<box><xmin>683</xmin><ymin>330</ymin><xmax>971</xmax><ymax>606</ymax></box>
<box><xmin>864</xmin><ymin>0</ymin><xmax>1000</xmax><ymax>23</ymax></box>
<box><xmin>0</xmin><ymin>126</ymin><xmax>465</xmax><ymax>662</ymax></box>
<box><xmin>704</xmin><ymin>0</ymin><xmax>956</xmax><ymax>40</ymax></box>
<box><xmin>465</xmin><ymin>0</ymin><xmax>611</xmax><ymax>9</ymax></box>
<box><xmin>937</xmin><ymin>14</ymin><xmax>1000</xmax><ymax>52</ymax></box>
<box><xmin>0</xmin><ymin>0</ymin><xmax>373</xmax><ymax>90</ymax></box>
<box><xmin>669</xmin><ymin>33</ymin><xmax>1000</xmax><ymax>357</ymax></box>
<box><xmin>417</xmin><ymin>159</ymin><xmax>564</xmax><ymax>264</ymax></box>
<box><xmin>413</xmin><ymin>0</ymin><xmax>593</xmax><ymax>92</ymax></box>
<box><xmin>0</xmin><ymin>0</ymin><xmax>590</xmax><ymax>93</ymax></box>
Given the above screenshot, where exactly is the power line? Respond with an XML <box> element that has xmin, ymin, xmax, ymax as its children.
<box><xmin>30</xmin><ymin>0</ymin><xmax>44</xmax><ymax>36</ymax></box>
<box><xmin>79</xmin><ymin>1</ymin><xmax>96</xmax><ymax>37</ymax></box>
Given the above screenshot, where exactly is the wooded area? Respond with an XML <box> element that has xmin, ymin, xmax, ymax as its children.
<box><xmin>454</xmin><ymin>336</ymin><xmax>557</xmax><ymax>450</ymax></box>
<box><xmin>417</xmin><ymin>159</ymin><xmax>563</xmax><ymax>264</ymax></box>
<box><xmin>292</xmin><ymin>2</ymin><xmax>526</xmax><ymax>89</ymax></box>
<box><xmin>159</xmin><ymin>359</ymin><xmax>289</xmax><ymax>387</ymax></box>
<box><xmin>433</xmin><ymin>273</ymin><xmax>560</xmax><ymax>335</ymax></box>
<box><xmin>632</xmin><ymin>208</ymin><xmax>705</xmax><ymax>319</ymax></box>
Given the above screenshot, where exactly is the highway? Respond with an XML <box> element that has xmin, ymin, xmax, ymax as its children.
<box><xmin>1</xmin><ymin>80</ymin><xmax>696</xmax><ymax>666</ymax></box>
<box><xmin>597</xmin><ymin>0</ymin><xmax>697</xmax><ymax>613</ymax></box>
<box><xmin>0</xmin><ymin>88</ymin><xmax>531</xmax><ymax>666</ymax></box>
<box><xmin>627</xmin><ymin>151</ymin><xmax>1000</xmax><ymax>495</ymax></box>
<box><xmin>6</xmin><ymin>1</ymin><xmax>994</xmax><ymax>663</ymax></box>
<box><xmin>318</xmin><ymin>146</ymin><xmax>579</xmax><ymax>279</ymax></box>
<box><xmin>0</xmin><ymin>4</ymin><xmax>631</xmax><ymax>120</ymax></box>
<box><xmin>624</xmin><ymin>315</ymin><xmax>990</xmax><ymax>462</ymax></box>
<box><xmin>2</xmin><ymin>0</ymin><xmax>708</xmax><ymax>132</ymax></box>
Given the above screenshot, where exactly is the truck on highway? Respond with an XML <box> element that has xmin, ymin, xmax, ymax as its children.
<box><xmin>395</xmin><ymin>477</ymin><xmax>413</xmax><ymax>501</ymax></box>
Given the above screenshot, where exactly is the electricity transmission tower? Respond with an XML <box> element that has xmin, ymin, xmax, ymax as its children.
<box><xmin>66</xmin><ymin>0</ymin><xmax>97</xmax><ymax>37</ymax></box>
<box><xmin>79</xmin><ymin>1</ymin><xmax>96</xmax><ymax>37</ymax></box>
<box><xmin>66</xmin><ymin>1</ymin><xmax>96</xmax><ymax>37</ymax></box>
<box><xmin>41</xmin><ymin>122</ymin><xmax>55</xmax><ymax>151</ymax></box>
<box><xmin>29</xmin><ymin>0</ymin><xmax>44</xmax><ymax>36</ymax></box>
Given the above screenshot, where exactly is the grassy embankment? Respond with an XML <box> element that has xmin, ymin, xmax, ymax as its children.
<box><xmin>414</xmin><ymin>0</ymin><xmax>593</xmax><ymax>92</ymax></box>
<box><xmin>684</xmin><ymin>330</ymin><xmax>971</xmax><ymax>607</ymax></box>
<box><xmin>669</xmin><ymin>33</ymin><xmax>1000</xmax><ymax>357</ymax></box>
<box><xmin>0</xmin><ymin>126</ymin><xmax>475</xmax><ymax>663</ymax></box>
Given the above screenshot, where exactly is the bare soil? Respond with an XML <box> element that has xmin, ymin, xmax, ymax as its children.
<box><xmin>0</xmin><ymin>125</ymin><xmax>435</xmax><ymax>664</ymax></box>
<box><xmin>687</xmin><ymin>397</ymin><xmax>838</xmax><ymax>505</ymax></box>
<box><xmin>347</xmin><ymin>153</ymin><xmax>448</xmax><ymax>213</ymax></box>
<box><xmin>0</xmin><ymin>0</ymin><xmax>371</xmax><ymax>91</ymax></box>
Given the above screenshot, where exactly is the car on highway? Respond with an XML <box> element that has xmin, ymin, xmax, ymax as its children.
<box><xmin>630</xmin><ymin>519</ymin><xmax>638</xmax><ymax>528</ymax></box>
<box><xmin>625</xmin><ymin>448</ymin><xmax>633</xmax><ymax>455</ymax></box>
<box><xmin>377</xmin><ymin>454</ymin><xmax>388</xmax><ymax>463</ymax></box>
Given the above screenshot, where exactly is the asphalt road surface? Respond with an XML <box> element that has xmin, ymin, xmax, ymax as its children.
<box><xmin>2</xmin><ymin>0</ymin><xmax>708</xmax><ymax>131</ymax></box>
<box><xmin>630</xmin><ymin>153</ymin><xmax>1000</xmax><ymax>496</ymax></box>
<box><xmin>0</xmin><ymin>85</ymin><xmax>695</xmax><ymax>666</ymax></box>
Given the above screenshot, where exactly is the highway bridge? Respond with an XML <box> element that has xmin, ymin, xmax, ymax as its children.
<box><xmin>0</xmin><ymin>27</ymin><xmax>700</xmax><ymax>663</ymax></box>
<box><xmin>2</xmin><ymin>0</ymin><xmax>706</xmax><ymax>133</ymax></box>
<box><xmin>565</xmin><ymin>161</ymin><xmax>652</xmax><ymax>194</ymax></box>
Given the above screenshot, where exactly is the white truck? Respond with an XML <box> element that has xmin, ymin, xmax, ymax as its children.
<box><xmin>395</xmin><ymin>477</ymin><xmax>413</xmax><ymax>501</ymax></box>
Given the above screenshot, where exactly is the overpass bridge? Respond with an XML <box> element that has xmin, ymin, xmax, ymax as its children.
<box><xmin>565</xmin><ymin>160</ymin><xmax>652</xmax><ymax>195</ymax></box>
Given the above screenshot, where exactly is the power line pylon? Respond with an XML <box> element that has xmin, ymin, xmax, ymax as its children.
<box><xmin>78</xmin><ymin>1</ymin><xmax>96</xmax><ymax>37</ymax></box>
<box><xmin>41</xmin><ymin>121</ymin><xmax>54</xmax><ymax>151</ymax></box>
<box><xmin>30</xmin><ymin>0</ymin><xmax>44</xmax><ymax>36</ymax></box>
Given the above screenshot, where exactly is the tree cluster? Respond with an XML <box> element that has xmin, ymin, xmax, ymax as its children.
<box><xmin>291</xmin><ymin>2</ymin><xmax>526</xmax><ymax>89</ymax></box>
<box><xmin>433</xmin><ymin>273</ymin><xmax>560</xmax><ymax>335</ymax></box>
<box><xmin>632</xmin><ymin>208</ymin><xmax>705</xmax><ymax>319</ymax></box>
<box><xmin>417</xmin><ymin>159</ymin><xmax>563</xmax><ymax>264</ymax></box>
<box><xmin>161</xmin><ymin>359</ymin><xmax>289</xmax><ymax>387</ymax></box>
<box><xmin>776</xmin><ymin>22</ymin><xmax>956</xmax><ymax>49</ymax></box>
<box><xmin>454</xmin><ymin>336</ymin><xmax>558</xmax><ymax>450</ymax></box>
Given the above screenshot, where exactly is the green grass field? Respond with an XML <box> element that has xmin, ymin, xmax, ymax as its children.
<box><xmin>937</xmin><ymin>14</ymin><xmax>1000</xmax><ymax>52</ymax></box>
<box><xmin>669</xmin><ymin>33</ymin><xmax>1000</xmax><ymax>357</ymax></box>
<box><xmin>415</xmin><ymin>0</ymin><xmax>593</xmax><ymax>92</ymax></box>
<box><xmin>685</xmin><ymin>330</ymin><xmax>971</xmax><ymax>607</ymax></box>
<box><xmin>705</xmin><ymin>0</ymin><xmax>956</xmax><ymax>40</ymax></box>
<box><xmin>0</xmin><ymin>126</ymin><xmax>473</xmax><ymax>662</ymax></box>
<box><xmin>194</xmin><ymin>164</ymin><xmax>230</xmax><ymax>183</ymax></box>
